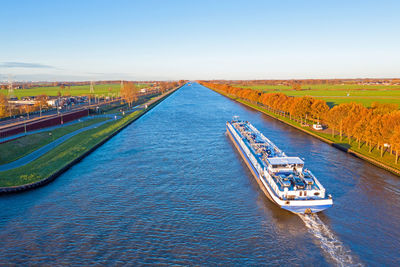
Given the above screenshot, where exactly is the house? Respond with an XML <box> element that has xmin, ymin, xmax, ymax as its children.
<box><xmin>46</xmin><ymin>99</ymin><xmax>59</xmax><ymax>106</ymax></box>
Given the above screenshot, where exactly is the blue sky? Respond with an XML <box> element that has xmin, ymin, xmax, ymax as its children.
<box><xmin>1</xmin><ymin>0</ymin><xmax>400</xmax><ymax>81</ymax></box>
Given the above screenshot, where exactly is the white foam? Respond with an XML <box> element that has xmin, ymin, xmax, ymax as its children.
<box><xmin>298</xmin><ymin>214</ymin><xmax>363</xmax><ymax>267</ymax></box>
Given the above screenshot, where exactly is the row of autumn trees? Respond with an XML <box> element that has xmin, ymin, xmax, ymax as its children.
<box><xmin>120</xmin><ymin>81</ymin><xmax>185</xmax><ymax>107</ymax></box>
<box><xmin>200</xmin><ymin>82</ymin><xmax>400</xmax><ymax>164</ymax></box>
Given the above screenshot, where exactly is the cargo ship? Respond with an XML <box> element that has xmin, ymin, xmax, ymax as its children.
<box><xmin>226</xmin><ymin>117</ymin><xmax>333</xmax><ymax>213</ymax></box>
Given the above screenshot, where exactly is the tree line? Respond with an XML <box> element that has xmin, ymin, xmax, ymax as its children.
<box><xmin>120</xmin><ymin>80</ymin><xmax>185</xmax><ymax>107</ymax></box>
<box><xmin>200</xmin><ymin>82</ymin><xmax>400</xmax><ymax>163</ymax></box>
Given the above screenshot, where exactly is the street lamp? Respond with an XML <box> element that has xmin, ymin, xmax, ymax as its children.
<box><xmin>24</xmin><ymin>120</ymin><xmax>27</xmax><ymax>135</ymax></box>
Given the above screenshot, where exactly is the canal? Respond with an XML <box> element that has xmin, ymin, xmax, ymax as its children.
<box><xmin>0</xmin><ymin>83</ymin><xmax>399</xmax><ymax>266</ymax></box>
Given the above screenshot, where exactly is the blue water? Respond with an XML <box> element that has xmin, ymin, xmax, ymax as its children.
<box><xmin>1</xmin><ymin>83</ymin><xmax>399</xmax><ymax>266</ymax></box>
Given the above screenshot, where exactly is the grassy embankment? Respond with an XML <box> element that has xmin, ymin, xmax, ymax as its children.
<box><xmin>99</xmin><ymin>93</ymin><xmax>161</xmax><ymax>115</ymax></box>
<box><xmin>232</xmin><ymin>84</ymin><xmax>400</xmax><ymax>107</ymax></box>
<box><xmin>209</xmin><ymin>86</ymin><xmax>400</xmax><ymax>176</ymax></box>
<box><xmin>0</xmin><ymin>83</ymin><xmax>148</xmax><ymax>98</ymax></box>
<box><xmin>0</xmin><ymin>117</ymin><xmax>107</xmax><ymax>165</ymax></box>
<box><xmin>0</xmin><ymin>89</ymin><xmax>177</xmax><ymax>187</ymax></box>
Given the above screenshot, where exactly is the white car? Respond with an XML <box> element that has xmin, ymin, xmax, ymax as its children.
<box><xmin>313</xmin><ymin>124</ymin><xmax>323</xmax><ymax>130</ymax></box>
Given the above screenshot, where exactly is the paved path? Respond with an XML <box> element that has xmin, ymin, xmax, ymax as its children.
<box><xmin>0</xmin><ymin>116</ymin><xmax>96</xmax><ymax>143</ymax></box>
<box><xmin>0</xmin><ymin>106</ymin><xmax>142</xmax><ymax>144</ymax></box>
<box><xmin>0</xmin><ymin>119</ymin><xmax>112</xmax><ymax>172</ymax></box>
<box><xmin>0</xmin><ymin>106</ymin><xmax>144</xmax><ymax>171</ymax></box>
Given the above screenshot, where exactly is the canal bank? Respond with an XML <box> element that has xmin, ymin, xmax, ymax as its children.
<box><xmin>203</xmin><ymin>85</ymin><xmax>400</xmax><ymax>177</ymax></box>
<box><xmin>0</xmin><ymin>86</ymin><xmax>182</xmax><ymax>193</ymax></box>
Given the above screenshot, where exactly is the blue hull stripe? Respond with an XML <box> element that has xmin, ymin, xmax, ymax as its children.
<box><xmin>227</xmin><ymin>125</ymin><xmax>260</xmax><ymax>178</ymax></box>
<box><xmin>227</xmin><ymin>124</ymin><xmax>281</xmax><ymax>200</ymax></box>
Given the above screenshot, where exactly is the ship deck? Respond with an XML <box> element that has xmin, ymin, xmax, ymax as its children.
<box><xmin>270</xmin><ymin>171</ymin><xmax>320</xmax><ymax>192</ymax></box>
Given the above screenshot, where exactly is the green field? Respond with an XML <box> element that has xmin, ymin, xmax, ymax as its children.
<box><xmin>0</xmin><ymin>83</ymin><xmax>148</xmax><ymax>99</ymax></box>
<box><xmin>232</xmin><ymin>84</ymin><xmax>400</xmax><ymax>107</ymax></box>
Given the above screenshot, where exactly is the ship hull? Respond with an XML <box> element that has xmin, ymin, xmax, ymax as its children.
<box><xmin>226</xmin><ymin>123</ymin><xmax>332</xmax><ymax>214</ymax></box>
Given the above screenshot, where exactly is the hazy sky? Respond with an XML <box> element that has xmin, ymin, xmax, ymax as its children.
<box><xmin>1</xmin><ymin>0</ymin><xmax>400</xmax><ymax>81</ymax></box>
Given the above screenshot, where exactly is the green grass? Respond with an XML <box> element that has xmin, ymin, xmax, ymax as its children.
<box><xmin>102</xmin><ymin>103</ymin><xmax>129</xmax><ymax>114</ymax></box>
<box><xmin>234</xmin><ymin>83</ymin><xmax>400</xmax><ymax>91</ymax></box>
<box><xmin>232</xmin><ymin>84</ymin><xmax>400</xmax><ymax>107</ymax></box>
<box><xmin>0</xmin><ymin>83</ymin><xmax>149</xmax><ymax>98</ymax></box>
<box><xmin>0</xmin><ymin>117</ymin><xmax>107</xmax><ymax>165</ymax></box>
<box><xmin>211</xmin><ymin>87</ymin><xmax>400</xmax><ymax>175</ymax></box>
<box><xmin>0</xmin><ymin>110</ymin><xmax>145</xmax><ymax>187</ymax></box>
<box><xmin>318</xmin><ymin>97</ymin><xmax>400</xmax><ymax>107</ymax></box>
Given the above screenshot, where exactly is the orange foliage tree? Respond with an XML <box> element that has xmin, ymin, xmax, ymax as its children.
<box><xmin>390</xmin><ymin>126</ymin><xmax>400</xmax><ymax>163</ymax></box>
<box><xmin>0</xmin><ymin>94</ymin><xmax>9</xmax><ymax>118</ymax></box>
<box><xmin>121</xmin><ymin>82</ymin><xmax>140</xmax><ymax>107</ymax></box>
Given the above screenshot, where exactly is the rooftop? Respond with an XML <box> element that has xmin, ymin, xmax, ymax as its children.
<box><xmin>267</xmin><ymin>157</ymin><xmax>304</xmax><ymax>166</ymax></box>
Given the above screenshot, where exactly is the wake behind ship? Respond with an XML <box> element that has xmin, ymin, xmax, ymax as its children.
<box><xmin>226</xmin><ymin>117</ymin><xmax>333</xmax><ymax>213</ymax></box>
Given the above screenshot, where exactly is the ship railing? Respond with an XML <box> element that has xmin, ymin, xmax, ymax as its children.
<box><xmin>304</xmin><ymin>169</ymin><xmax>325</xmax><ymax>194</ymax></box>
<box><xmin>263</xmin><ymin>169</ymin><xmax>283</xmax><ymax>198</ymax></box>
<box><xmin>269</xmin><ymin>169</ymin><xmax>327</xmax><ymax>198</ymax></box>
<box><xmin>233</xmin><ymin>128</ymin><xmax>256</xmax><ymax>165</ymax></box>
<box><xmin>284</xmin><ymin>188</ymin><xmax>326</xmax><ymax>200</ymax></box>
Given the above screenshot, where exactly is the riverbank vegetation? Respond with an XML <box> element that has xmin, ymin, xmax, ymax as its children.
<box><xmin>0</xmin><ymin>111</ymin><xmax>142</xmax><ymax>187</ymax></box>
<box><xmin>200</xmin><ymin>81</ymin><xmax>400</xmax><ymax>174</ymax></box>
<box><xmin>0</xmin><ymin>117</ymin><xmax>108</xmax><ymax>165</ymax></box>
<box><xmin>119</xmin><ymin>80</ymin><xmax>182</xmax><ymax>108</ymax></box>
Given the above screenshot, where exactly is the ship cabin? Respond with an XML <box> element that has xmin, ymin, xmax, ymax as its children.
<box><xmin>264</xmin><ymin>156</ymin><xmax>326</xmax><ymax>199</ymax></box>
<box><xmin>266</xmin><ymin>157</ymin><xmax>304</xmax><ymax>173</ymax></box>
<box><xmin>266</xmin><ymin>157</ymin><xmax>309</xmax><ymax>191</ymax></box>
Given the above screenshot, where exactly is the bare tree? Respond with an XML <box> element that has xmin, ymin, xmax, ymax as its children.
<box><xmin>121</xmin><ymin>82</ymin><xmax>139</xmax><ymax>107</ymax></box>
